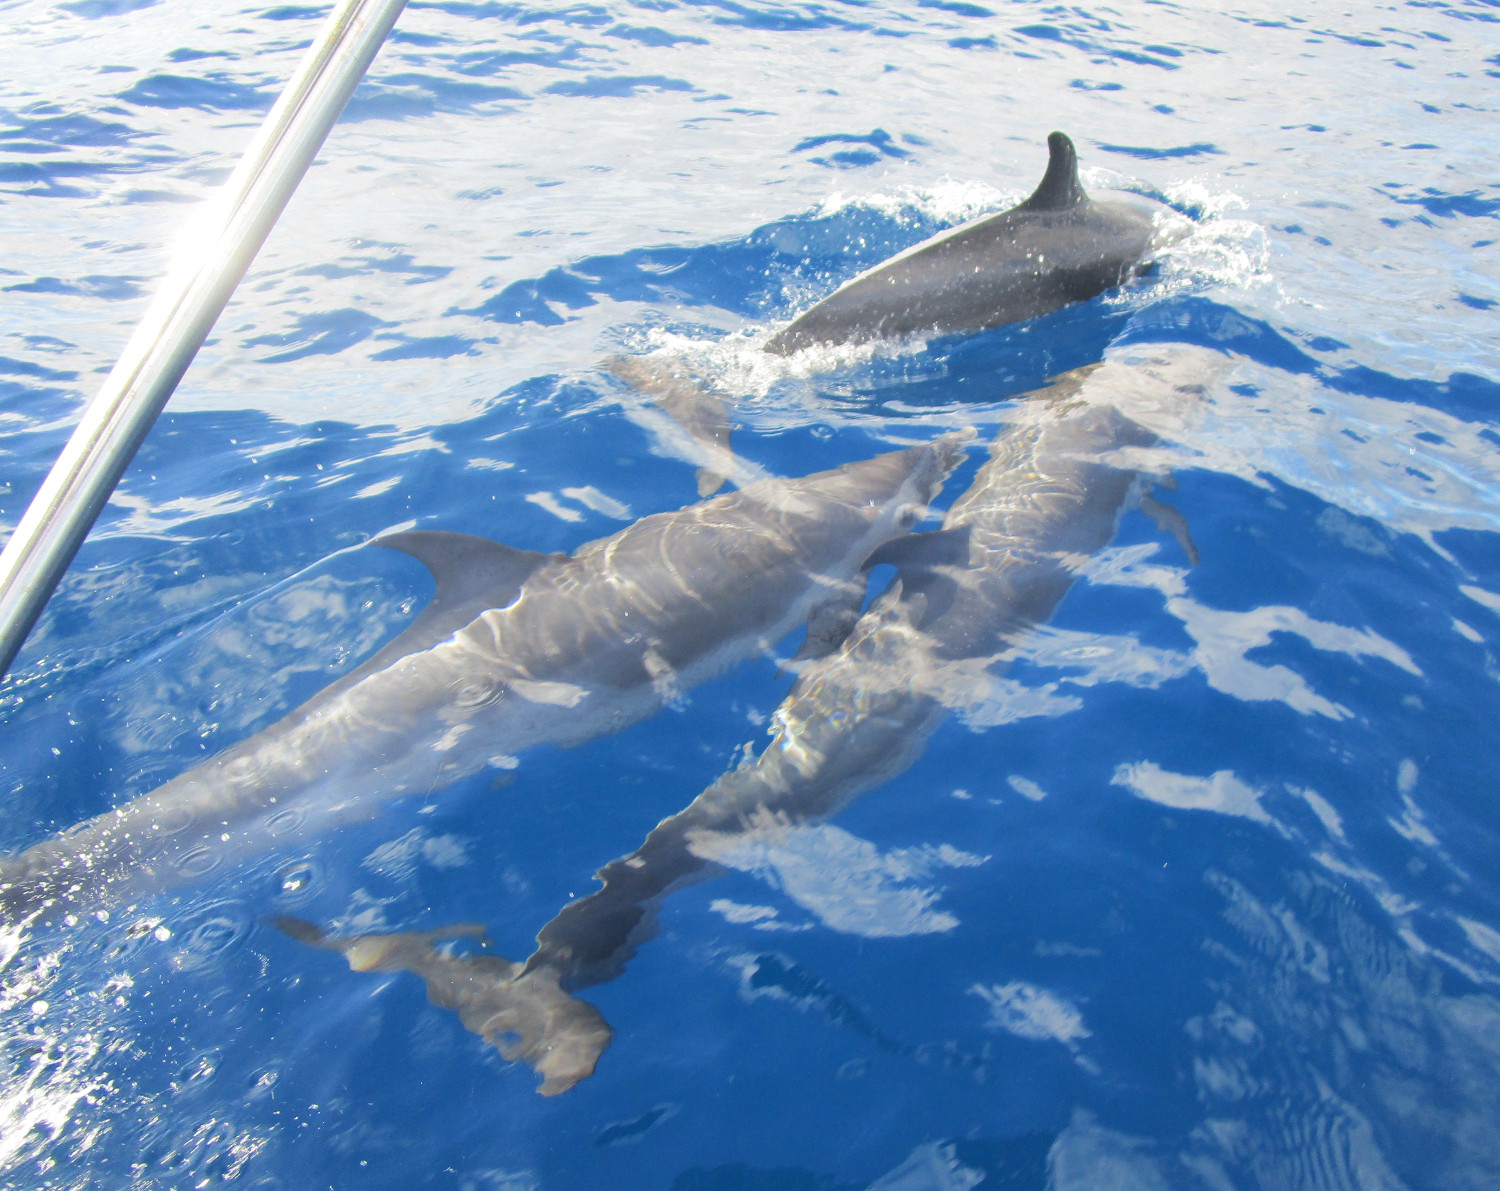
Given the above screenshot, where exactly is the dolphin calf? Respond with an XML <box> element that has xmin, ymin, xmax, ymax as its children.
<box><xmin>0</xmin><ymin>433</ymin><xmax>969</xmax><ymax>925</ymax></box>
<box><xmin>764</xmin><ymin>132</ymin><xmax>1171</xmax><ymax>355</ymax></box>
<box><xmin>285</xmin><ymin>345</ymin><xmax>1227</xmax><ymax>1094</ymax></box>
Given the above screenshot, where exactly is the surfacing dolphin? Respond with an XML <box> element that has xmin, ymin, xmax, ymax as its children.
<box><xmin>0</xmin><ymin>433</ymin><xmax>969</xmax><ymax>927</ymax></box>
<box><xmin>764</xmin><ymin>131</ymin><xmax>1172</xmax><ymax>355</ymax></box>
<box><xmin>285</xmin><ymin>345</ymin><xmax>1228</xmax><ymax>1095</ymax></box>
<box><xmin>610</xmin><ymin>132</ymin><xmax>1180</xmax><ymax>494</ymax></box>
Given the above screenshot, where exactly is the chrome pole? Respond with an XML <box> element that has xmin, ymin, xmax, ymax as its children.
<box><xmin>0</xmin><ymin>0</ymin><xmax>409</xmax><ymax>681</ymax></box>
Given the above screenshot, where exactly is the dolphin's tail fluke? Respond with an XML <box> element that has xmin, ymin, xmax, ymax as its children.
<box><xmin>602</xmin><ymin>354</ymin><xmax>738</xmax><ymax>496</ymax></box>
<box><xmin>278</xmin><ymin>917</ymin><xmax>613</xmax><ymax>1096</ymax></box>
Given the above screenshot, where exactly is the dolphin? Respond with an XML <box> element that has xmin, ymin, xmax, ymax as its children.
<box><xmin>0</xmin><ymin>432</ymin><xmax>969</xmax><ymax>926</ymax></box>
<box><xmin>609</xmin><ymin>132</ymin><xmax>1178</xmax><ymax>494</ymax></box>
<box><xmin>764</xmin><ymin>132</ymin><xmax>1171</xmax><ymax>356</ymax></box>
<box><xmin>284</xmin><ymin>345</ymin><xmax>1228</xmax><ymax>1095</ymax></box>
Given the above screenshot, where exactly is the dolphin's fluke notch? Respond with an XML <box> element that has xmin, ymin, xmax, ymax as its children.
<box><xmin>278</xmin><ymin>917</ymin><xmax>613</xmax><ymax>1096</ymax></box>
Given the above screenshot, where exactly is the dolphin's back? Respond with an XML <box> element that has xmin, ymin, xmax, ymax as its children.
<box><xmin>764</xmin><ymin>132</ymin><xmax>1159</xmax><ymax>356</ymax></box>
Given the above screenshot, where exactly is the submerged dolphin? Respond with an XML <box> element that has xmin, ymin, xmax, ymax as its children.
<box><xmin>764</xmin><ymin>131</ymin><xmax>1171</xmax><ymax>355</ymax></box>
<box><xmin>0</xmin><ymin>433</ymin><xmax>968</xmax><ymax>925</ymax></box>
<box><xmin>610</xmin><ymin>132</ymin><xmax>1178</xmax><ymax>494</ymax></box>
<box><xmin>286</xmin><ymin>345</ymin><xmax>1227</xmax><ymax>1095</ymax></box>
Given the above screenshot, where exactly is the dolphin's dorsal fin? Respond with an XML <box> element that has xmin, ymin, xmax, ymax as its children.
<box><xmin>864</xmin><ymin>525</ymin><xmax>972</xmax><ymax>571</ymax></box>
<box><xmin>374</xmin><ymin>530</ymin><xmax>560</xmax><ymax>610</ymax></box>
<box><xmin>1016</xmin><ymin>131</ymin><xmax>1088</xmax><ymax>213</ymax></box>
<box><xmin>316</xmin><ymin>532</ymin><xmax>562</xmax><ymax>699</ymax></box>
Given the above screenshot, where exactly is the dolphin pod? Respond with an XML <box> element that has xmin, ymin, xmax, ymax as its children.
<box><xmin>3</xmin><ymin>131</ymin><xmax>1200</xmax><ymax>1099</ymax></box>
<box><xmin>0</xmin><ymin>433</ymin><xmax>968</xmax><ymax>925</ymax></box>
<box><xmin>283</xmin><ymin>346</ymin><xmax>1228</xmax><ymax>1095</ymax></box>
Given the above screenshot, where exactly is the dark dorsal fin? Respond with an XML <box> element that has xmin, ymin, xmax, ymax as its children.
<box><xmin>1015</xmin><ymin>131</ymin><xmax>1088</xmax><ymax>213</ymax></box>
<box><xmin>318</xmin><ymin>531</ymin><xmax>563</xmax><ymax>699</ymax></box>
<box><xmin>864</xmin><ymin>524</ymin><xmax>972</xmax><ymax>571</ymax></box>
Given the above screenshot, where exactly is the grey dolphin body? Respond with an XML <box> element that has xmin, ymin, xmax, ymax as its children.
<box><xmin>288</xmin><ymin>346</ymin><xmax>1227</xmax><ymax>1095</ymax></box>
<box><xmin>0</xmin><ymin>434</ymin><xmax>967</xmax><ymax>925</ymax></box>
<box><xmin>765</xmin><ymin>131</ymin><xmax>1167</xmax><ymax>355</ymax></box>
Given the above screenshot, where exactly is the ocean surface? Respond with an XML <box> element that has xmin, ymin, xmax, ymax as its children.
<box><xmin>1</xmin><ymin>0</ymin><xmax>1498</xmax><ymax>1187</ymax></box>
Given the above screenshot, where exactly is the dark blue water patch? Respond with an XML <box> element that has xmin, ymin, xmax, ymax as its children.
<box><xmin>735</xmin><ymin>952</ymin><xmax>906</xmax><ymax>1053</ymax></box>
<box><xmin>0</xmin><ymin>394</ymin><xmax>77</xmax><ymax>474</ymax></box>
<box><xmin>257</xmin><ymin>4</ymin><xmax>326</xmax><ymax>18</ymax></box>
<box><xmin>1096</xmin><ymin>140</ymin><xmax>1224</xmax><ymax>159</ymax></box>
<box><xmin>542</xmin><ymin>74</ymin><xmax>697</xmax><ymax>98</ymax></box>
<box><xmin>120</xmin><ymin>187</ymin><xmax>197</xmax><ymax>203</ymax></box>
<box><xmin>1429</xmin><ymin>0</ymin><xmax>1500</xmax><ymax>23</ymax></box>
<box><xmin>1070</xmin><ymin>77</ymin><xmax>1124</xmax><ymax>89</ymax></box>
<box><xmin>0</xmin><ymin>159</ymin><xmax>132</xmax><ymax>194</ymax></box>
<box><xmin>58</xmin><ymin>0</ymin><xmax>156</xmax><ymax>16</ymax></box>
<box><xmin>0</xmin><ymin>108</ymin><xmax>141</xmax><ymax>148</ymax></box>
<box><xmin>344</xmin><ymin>72</ymin><xmax>528</xmax><ymax>119</ymax></box>
<box><xmin>389</xmin><ymin>28</ymin><xmax>452</xmax><ymax>47</ymax></box>
<box><xmin>606</xmin><ymin>23</ymin><xmax>709</xmax><ymax>47</ymax></box>
<box><xmin>949</xmin><ymin>35</ymin><xmax>996</xmax><ymax>49</ymax></box>
<box><xmin>792</xmin><ymin>128</ymin><xmax>913</xmax><ymax>168</ymax></box>
<box><xmin>690</xmin><ymin>0</ymin><xmax>871</xmax><ymax>33</ymax></box>
<box><xmin>461</xmin><ymin>267</ymin><xmax>596</xmax><ymax>325</ymax></box>
<box><xmin>1381</xmin><ymin>185</ymin><xmax>1500</xmax><ymax>221</ymax></box>
<box><xmin>0</xmin><ymin>354</ymin><xmax>78</xmax><ymax>382</ymax></box>
<box><xmin>166</xmin><ymin>47</ymin><xmax>235</xmax><ymax>62</ymax></box>
<box><xmin>410</xmin><ymin>0</ymin><xmax>611</xmax><ymax>28</ymax></box>
<box><xmin>459</xmin><ymin>201</ymin><xmax>959</xmax><ymax>327</ymax></box>
<box><xmin>4</xmin><ymin>274</ymin><xmax>145</xmax><ymax>301</ymax></box>
<box><xmin>668</xmin><ymin>1162</ymin><xmax>859</xmax><ymax>1191</ymax></box>
<box><xmin>117</xmin><ymin>72</ymin><xmax>276</xmax><ymax>112</ymax></box>
<box><xmin>1322</xmin><ymin>363</ymin><xmax>1500</xmax><ymax>425</ymax></box>
<box><xmin>918</xmin><ymin>0</ymin><xmax>993</xmax><ymax>17</ymax></box>
<box><xmin>442</xmin><ymin>43</ymin><xmax>588</xmax><ymax>75</ymax></box>
<box><xmin>296</xmin><ymin>251</ymin><xmax>450</xmax><ymax>284</ymax></box>
<box><xmin>1121</xmin><ymin>298</ymin><xmax>1321</xmax><ymax>374</ymax></box>
<box><xmin>1457</xmin><ymin>292</ymin><xmax>1496</xmax><ymax>310</ymax></box>
<box><xmin>594</xmin><ymin>1102</ymin><xmax>678</xmax><ymax>1146</ymax></box>
<box><xmin>243</xmin><ymin>308</ymin><xmax>392</xmax><ymax>362</ymax></box>
<box><xmin>825</xmin><ymin>299</ymin><xmax>1136</xmax><ymax>413</ymax></box>
<box><xmin>1011</xmin><ymin>23</ymin><xmax>1183</xmax><ymax>69</ymax></box>
<box><xmin>368</xmin><ymin>333</ymin><xmax>483</xmax><ymax>361</ymax></box>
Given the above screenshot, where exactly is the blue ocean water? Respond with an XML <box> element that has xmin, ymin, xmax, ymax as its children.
<box><xmin>1</xmin><ymin>0</ymin><xmax>1498</xmax><ymax>1187</ymax></box>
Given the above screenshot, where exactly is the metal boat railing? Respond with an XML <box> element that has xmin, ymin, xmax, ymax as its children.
<box><xmin>0</xmin><ymin>0</ymin><xmax>409</xmax><ymax>681</ymax></box>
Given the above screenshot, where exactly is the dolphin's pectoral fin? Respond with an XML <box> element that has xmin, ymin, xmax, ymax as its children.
<box><xmin>1138</xmin><ymin>489</ymin><xmax>1200</xmax><ymax>566</ymax></box>
<box><xmin>655</xmin><ymin>380</ymin><xmax>733</xmax><ymax>499</ymax></box>
<box><xmin>277</xmin><ymin>917</ymin><xmax>613</xmax><ymax>1096</ymax></box>
<box><xmin>603</xmin><ymin>354</ymin><xmax>737</xmax><ymax>495</ymax></box>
